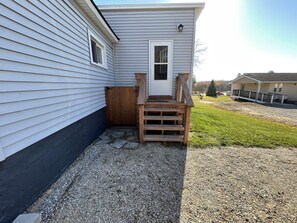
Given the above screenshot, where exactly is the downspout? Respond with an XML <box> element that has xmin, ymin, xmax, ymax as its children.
<box><xmin>112</xmin><ymin>43</ymin><xmax>116</xmax><ymax>86</ymax></box>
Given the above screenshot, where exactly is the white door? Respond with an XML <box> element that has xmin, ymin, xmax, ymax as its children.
<box><xmin>149</xmin><ymin>40</ymin><xmax>173</xmax><ymax>96</ymax></box>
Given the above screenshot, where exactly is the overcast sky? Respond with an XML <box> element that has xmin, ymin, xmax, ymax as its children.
<box><xmin>96</xmin><ymin>0</ymin><xmax>297</xmax><ymax>81</ymax></box>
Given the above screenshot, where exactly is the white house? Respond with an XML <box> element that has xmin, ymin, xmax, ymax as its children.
<box><xmin>0</xmin><ymin>1</ymin><xmax>204</xmax><ymax>222</ymax></box>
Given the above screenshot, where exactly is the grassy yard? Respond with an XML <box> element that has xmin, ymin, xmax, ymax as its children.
<box><xmin>189</xmin><ymin>97</ymin><xmax>297</xmax><ymax>148</ymax></box>
<box><xmin>200</xmin><ymin>95</ymin><xmax>232</xmax><ymax>103</ymax></box>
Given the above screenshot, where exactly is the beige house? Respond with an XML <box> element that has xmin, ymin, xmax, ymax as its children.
<box><xmin>231</xmin><ymin>73</ymin><xmax>297</xmax><ymax>103</ymax></box>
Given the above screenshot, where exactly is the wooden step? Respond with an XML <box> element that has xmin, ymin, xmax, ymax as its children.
<box><xmin>145</xmin><ymin>102</ymin><xmax>185</xmax><ymax>106</ymax></box>
<box><xmin>144</xmin><ymin>124</ymin><xmax>184</xmax><ymax>131</ymax></box>
<box><xmin>144</xmin><ymin>115</ymin><xmax>182</xmax><ymax>121</ymax></box>
<box><xmin>144</xmin><ymin>107</ymin><xmax>183</xmax><ymax>113</ymax></box>
<box><xmin>148</xmin><ymin>95</ymin><xmax>173</xmax><ymax>100</ymax></box>
<box><xmin>144</xmin><ymin>135</ymin><xmax>184</xmax><ymax>142</ymax></box>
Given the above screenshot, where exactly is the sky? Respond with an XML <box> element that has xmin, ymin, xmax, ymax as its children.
<box><xmin>96</xmin><ymin>0</ymin><xmax>297</xmax><ymax>81</ymax></box>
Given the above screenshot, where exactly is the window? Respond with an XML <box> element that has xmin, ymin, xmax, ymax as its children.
<box><xmin>154</xmin><ymin>46</ymin><xmax>168</xmax><ymax>80</ymax></box>
<box><xmin>273</xmin><ymin>83</ymin><xmax>278</xmax><ymax>92</ymax></box>
<box><xmin>278</xmin><ymin>83</ymin><xmax>283</xmax><ymax>92</ymax></box>
<box><xmin>88</xmin><ymin>30</ymin><xmax>107</xmax><ymax>68</ymax></box>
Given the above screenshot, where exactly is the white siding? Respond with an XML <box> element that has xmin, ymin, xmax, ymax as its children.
<box><xmin>0</xmin><ymin>0</ymin><xmax>115</xmax><ymax>159</ymax></box>
<box><xmin>101</xmin><ymin>8</ymin><xmax>195</xmax><ymax>95</ymax></box>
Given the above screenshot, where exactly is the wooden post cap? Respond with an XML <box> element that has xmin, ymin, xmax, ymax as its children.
<box><xmin>179</xmin><ymin>73</ymin><xmax>190</xmax><ymax>80</ymax></box>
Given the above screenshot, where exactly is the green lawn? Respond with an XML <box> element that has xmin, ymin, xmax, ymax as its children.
<box><xmin>200</xmin><ymin>95</ymin><xmax>232</xmax><ymax>103</ymax></box>
<box><xmin>189</xmin><ymin>99</ymin><xmax>297</xmax><ymax>148</ymax></box>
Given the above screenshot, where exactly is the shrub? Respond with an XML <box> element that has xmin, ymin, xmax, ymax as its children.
<box><xmin>206</xmin><ymin>80</ymin><xmax>217</xmax><ymax>96</ymax></box>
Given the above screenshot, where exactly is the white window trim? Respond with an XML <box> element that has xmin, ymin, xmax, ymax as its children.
<box><xmin>88</xmin><ymin>29</ymin><xmax>107</xmax><ymax>69</ymax></box>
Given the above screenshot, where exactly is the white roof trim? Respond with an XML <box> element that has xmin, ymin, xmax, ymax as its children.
<box><xmin>262</xmin><ymin>81</ymin><xmax>297</xmax><ymax>83</ymax></box>
<box><xmin>99</xmin><ymin>3</ymin><xmax>205</xmax><ymax>10</ymax></box>
<box><xmin>75</xmin><ymin>0</ymin><xmax>119</xmax><ymax>43</ymax></box>
<box><xmin>231</xmin><ymin>75</ymin><xmax>261</xmax><ymax>83</ymax></box>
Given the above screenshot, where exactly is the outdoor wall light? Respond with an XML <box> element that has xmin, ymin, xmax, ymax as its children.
<box><xmin>178</xmin><ymin>24</ymin><xmax>184</xmax><ymax>32</ymax></box>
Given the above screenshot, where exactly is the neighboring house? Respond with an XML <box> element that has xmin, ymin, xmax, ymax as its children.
<box><xmin>231</xmin><ymin>73</ymin><xmax>297</xmax><ymax>103</ymax></box>
<box><xmin>0</xmin><ymin>1</ymin><xmax>204</xmax><ymax>222</ymax></box>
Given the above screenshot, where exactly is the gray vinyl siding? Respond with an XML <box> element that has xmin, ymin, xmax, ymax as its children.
<box><xmin>101</xmin><ymin>8</ymin><xmax>195</xmax><ymax>95</ymax></box>
<box><xmin>0</xmin><ymin>0</ymin><xmax>115</xmax><ymax>158</ymax></box>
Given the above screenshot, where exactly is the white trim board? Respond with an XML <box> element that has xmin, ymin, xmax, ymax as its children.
<box><xmin>98</xmin><ymin>3</ymin><xmax>205</xmax><ymax>10</ymax></box>
<box><xmin>232</xmin><ymin>75</ymin><xmax>261</xmax><ymax>83</ymax></box>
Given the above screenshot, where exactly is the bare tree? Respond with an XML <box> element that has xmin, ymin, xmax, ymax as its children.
<box><xmin>194</xmin><ymin>39</ymin><xmax>207</xmax><ymax>68</ymax></box>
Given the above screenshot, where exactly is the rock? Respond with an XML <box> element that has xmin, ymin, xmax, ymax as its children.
<box><xmin>125</xmin><ymin>131</ymin><xmax>134</xmax><ymax>136</ymax></box>
<box><xmin>99</xmin><ymin>135</ymin><xmax>110</xmax><ymax>140</ymax></box>
<box><xmin>13</xmin><ymin>213</ymin><xmax>41</xmax><ymax>223</ymax></box>
<box><xmin>123</xmin><ymin>142</ymin><xmax>139</xmax><ymax>150</ymax></box>
<box><xmin>111</xmin><ymin>131</ymin><xmax>125</xmax><ymax>139</ymax></box>
<box><xmin>110</xmin><ymin>139</ymin><xmax>128</xmax><ymax>149</ymax></box>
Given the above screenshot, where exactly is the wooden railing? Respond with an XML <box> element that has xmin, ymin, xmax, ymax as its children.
<box><xmin>176</xmin><ymin>73</ymin><xmax>194</xmax><ymax>144</ymax></box>
<box><xmin>232</xmin><ymin>90</ymin><xmax>287</xmax><ymax>103</ymax></box>
<box><xmin>135</xmin><ymin>73</ymin><xmax>147</xmax><ymax>143</ymax></box>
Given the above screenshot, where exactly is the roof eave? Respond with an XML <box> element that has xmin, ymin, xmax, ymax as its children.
<box><xmin>231</xmin><ymin>75</ymin><xmax>261</xmax><ymax>83</ymax></box>
<box><xmin>98</xmin><ymin>3</ymin><xmax>205</xmax><ymax>10</ymax></box>
<box><xmin>75</xmin><ymin>0</ymin><xmax>119</xmax><ymax>43</ymax></box>
<box><xmin>262</xmin><ymin>81</ymin><xmax>297</xmax><ymax>83</ymax></box>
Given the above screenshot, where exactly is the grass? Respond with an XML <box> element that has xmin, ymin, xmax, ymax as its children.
<box><xmin>200</xmin><ymin>95</ymin><xmax>232</xmax><ymax>103</ymax></box>
<box><xmin>189</xmin><ymin>98</ymin><xmax>297</xmax><ymax>148</ymax></box>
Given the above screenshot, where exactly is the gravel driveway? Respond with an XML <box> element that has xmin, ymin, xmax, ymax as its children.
<box><xmin>208</xmin><ymin>100</ymin><xmax>297</xmax><ymax>126</ymax></box>
<box><xmin>181</xmin><ymin>147</ymin><xmax>297</xmax><ymax>222</ymax></box>
<box><xmin>28</xmin><ymin>129</ymin><xmax>297</xmax><ymax>222</ymax></box>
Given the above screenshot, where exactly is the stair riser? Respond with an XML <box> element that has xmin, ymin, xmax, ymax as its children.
<box><xmin>144</xmin><ymin>110</ymin><xmax>184</xmax><ymax>114</ymax></box>
<box><xmin>145</xmin><ymin>103</ymin><xmax>186</xmax><ymax>109</ymax></box>
<box><xmin>144</xmin><ymin>116</ymin><xmax>183</xmax><ymax>121</ymax></box>
<box><xmin>144</xmin><ymin>135</ymin><xmax>184</xmax><ymax>142</ymax></box>
<box><xmin>144</xmin><ymin>125</ymin><xmax>184</xmax><ymax>131</ymax></box>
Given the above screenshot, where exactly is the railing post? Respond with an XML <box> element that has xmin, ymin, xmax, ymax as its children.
<box><xmin>238</xmin><ymin>90</ymin><xmax>241</xmax><ymax>97</ymax></box>
<box><xmin>135</xmin><ymin>73</ymin><xmax>146</xmax><ymax>88</ymax></box>
<box><xmin>135</xmin><ymin>73</ymin><xmax>147</xmax><ymax>144</ymax></box>
<box><xmin>179</xmin><ymin>73</ymin><xmax>189</xmax><ymax>103</ymax></box>
<box><xmin>281</xmin><ymin>95</ymin><xmax>285</xmax><ymax>104</ymax></box>
<box><xmin>261</xmin><ymin>93</ymin><xmax>264</xmax><ymax>102</ymax></box>
<box><xmin>184</xmin><ymin>107</ymin><xmax>191</xmax><ymax>145</ymax></box>
<box><xmin>270</xmin><ymin>94</ymin><xmax>274</xmax><ymax>103</ymax></box>
<box><xmin>248</xmin><ymin>91</ymin><xmax>251</xmax><ymax>99</ymax></box>
<box><xmin>138</xmin><ymin>105</ymin><xmax>144</xmax><ymax>143</ymax></box>
<box><xmin>176</xmin><ymin>76</ymin><xmax>181</xmax><ymax>103</ymax></box>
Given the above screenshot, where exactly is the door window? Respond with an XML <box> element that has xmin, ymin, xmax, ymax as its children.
<box><xmin>154</xmin><ymin>46</ymin><xmax>168</xmax><ymax>80</ymax></box>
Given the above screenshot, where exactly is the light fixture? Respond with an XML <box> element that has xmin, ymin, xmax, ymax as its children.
<box><xmin>178</xmin><ymin>24</ymin><xmax>184</xmax><ymax>32</ymax></box>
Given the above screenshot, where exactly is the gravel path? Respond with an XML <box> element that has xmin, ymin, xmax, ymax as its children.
<box><xmin>28</xmin><ymin>129</ymin><xmax>187</xmax><ymax>222</ymax></box>
<box><xmin>28</xmin><ymin>129</ymin><xmax>297</xmax><ymax>222</ymax></box>
<box><xmin>208</xmin><ymin>100</ymin><xmax>297</xmax><ymax>126</ymax></box>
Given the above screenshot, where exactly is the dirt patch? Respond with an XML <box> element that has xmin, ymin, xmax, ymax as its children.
<box><xmin>27</xmin><ymin>130</ymin><xmax>297</xmax><ymax>222</ymax></box>
<box><xmin>201</xmin><ymin>100</ymin><xmax>297</xmax><ymax>126</ymax></box>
